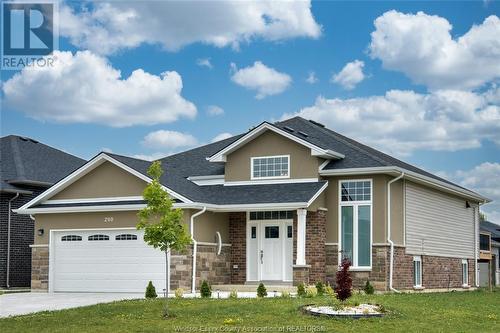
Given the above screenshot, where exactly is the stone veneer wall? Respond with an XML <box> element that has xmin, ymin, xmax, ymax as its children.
<box><xmin>31</xmin><ymin>246</ymin><xmax>49</xmax><ymax>290</ymax></box>
<box><xmin>229</xmin><ymin>212</ymin><xmax>246</xmax><ymax>284</ymax></box>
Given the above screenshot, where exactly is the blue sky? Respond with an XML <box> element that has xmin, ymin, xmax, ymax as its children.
<box><xmin>1</xmin><ymin>1</ymin><xmax>499</xmax><ymax>219</ymax></box>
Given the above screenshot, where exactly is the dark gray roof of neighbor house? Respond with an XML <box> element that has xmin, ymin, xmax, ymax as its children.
<box><xmin>1</xmin><ymin>135</ymin><xmax>85</xmax><ymax>193</ymax></box>
<box><xmin>481</xmin><ymin>220</ymin><xmax>500</xmax><ymax>242</ymax></box>
<box><xmin>105</xmin><ymin>116</ymin><xmax>478</xmax><ymax>205</ymax></box>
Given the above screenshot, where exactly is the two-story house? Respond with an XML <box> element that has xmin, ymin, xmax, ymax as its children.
<box><xmin>17</xmin><ymin>117</ymin><xmax>489</xmax><ymax>293</ymax></box>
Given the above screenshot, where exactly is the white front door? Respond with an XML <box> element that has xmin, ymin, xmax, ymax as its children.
<box><xmin>261</xmin><ymin>223</ymin><xmax>282</xmax><ymax>280</ymax></box>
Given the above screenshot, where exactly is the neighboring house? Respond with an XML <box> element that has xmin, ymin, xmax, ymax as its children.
<box><xmin>17</xmin><ymin>117</ymin><xmax>489</xmax><ymax>293</ymax></box>
<box><xmin>0</xmin><ymin>135</ymin><xmax>84</xmax><ymax>289</ymax></box>
<box><xmin>478</xmin><ymin>220</ymin><xmax>500</xmax><ymax>287</ymax></box>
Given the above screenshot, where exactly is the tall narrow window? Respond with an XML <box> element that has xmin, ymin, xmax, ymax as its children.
<box><xmin>340</xmin><ymin>180</ymin><xmax>372</xmax><ymax>268</ymax></box>
<box><xmin>462</xmin><ymin>259</ymin><xmax>469</xmax><ymax>287</ymax></box>
<box><xmin>413</xmin><ymin>256</ymin><xmax>422</xmax><ymax>288</ymax></box>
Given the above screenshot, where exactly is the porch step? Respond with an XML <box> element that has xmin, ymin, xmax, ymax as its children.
<box><xmin>212</xmin><ymin>284</ymin><xmax>296</xmax><ymax>292</ymax></box>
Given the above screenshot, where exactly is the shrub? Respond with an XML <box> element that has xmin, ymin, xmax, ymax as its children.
<box><xmin>280</xmin><ymin>290</ymin><xmax>291</xmax><ymax>298</ymax></box>
<box><xmin>257</xmin><ymin>283</ymin><xmax>267</xmax><ymax>298</ymax></box>
<box><xmin>296</xmin><ymin>282</ymin><xmax>306</xmax><ymax>297</ymax></box>
<box><xmin>364</xmin><ymin>280</ymin><xmax>375</xmax><ymax>295</ymax></box>
<box><xmin>335</xmin><ymin>257</ymin><xmax>353</xmax><ymax>301</ymax></box>
<box><xmin>315</xmin><ymin>281</ymin><xmax>325</xmax><ymax>296</ymax></box>
<box><xmin>229</xmin><ymin>290</ymin><xmax>238</xmax><ymax>299</ymax></box>
<box><xmin>175</xmin><ymin>288</ymin><xmax>184</xmax><ymax>298</ymax></box>
<box><xmin>145</xmin><ymin>281</ymin><xmax>157</xmax><ymax>299</ymax></box>
<box><xmin>200</xmin><ymin>280</ymin><xmax>212</xmax><ymax>298</ymax></box>
<box><xmin>325</xmin><ymin>283</ymin><xmax>335</xmax><ymax>296</ymax></box>
<box><xmin>306</xmin><ymin>286</ymin><xmax>317</xmax><ymax>298</ymax></box>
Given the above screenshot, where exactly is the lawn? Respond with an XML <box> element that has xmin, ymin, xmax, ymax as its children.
<box><xmin>1</xmin><ymin>290</ymin><xmax>499</xmax><ymax>333</ymax></box>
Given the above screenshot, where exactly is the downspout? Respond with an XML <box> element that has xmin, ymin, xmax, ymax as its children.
<box><xmin>475</xmin><ymin>203</ymin><xmax>482</xmax><ymax>287</ymax></box>
<box><xmin>7</xmin><ymin>193</ymin><xmax>20</xmax><ymax>289</ymax></box>
<box><xmin>388</xmin><ymin>172</ymin><xmax>404</xmax><ymax>293</ymax></box>
<box><xmin>191</xmin><ymin>207</ymin><xmax>206</xmax><ymax>294</ymax></box>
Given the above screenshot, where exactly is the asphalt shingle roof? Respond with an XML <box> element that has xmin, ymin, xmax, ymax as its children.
<box><xmin>1</xmin><ymin>135</ymin><xmax>85</xmax><ymax>192</ymax></box>
<box><xmin>481</xmin><ymin>220</ymin><xmax>500</xmax><ymax>242</ymax></box>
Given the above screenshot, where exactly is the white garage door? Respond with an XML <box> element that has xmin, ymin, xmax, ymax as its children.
<box><xmin>51</xmin><ymin>229</ymin><xmax>166</xmax><ymax>293</ymax></box>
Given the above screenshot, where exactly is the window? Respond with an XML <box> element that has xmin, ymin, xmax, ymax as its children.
<box><xmin>61</xmin><ymin>235</ymin><xmax>82</xmax><ymax>241</ymax></box>
<box><xmin>251</xmin><ymin>226</ymin><xmax>257</xmax><ymax>239</ymax></box>
<box><xmin>88</xmin><ymin>234</ymin><xmax>109</xmax><ymax>241</ymax></box>
<box><xmin>249</xmin><ymin>211</ymin><xmax>293</xmax><ymax>220</ymax></box>
<box><xmin>287</xmin><ymin>225</ymin><xmax>293</xmax><ymax>238</ymax></box>
<box><xmin>339</xmin><ymin>180</ymin><xmax>372</xmax><ymax>268</ymax></box>
<box><xmin>413</xmin><ymin>256</ymin><xmax>422</xmax><ymax>288</ymax></box>
<box><xmin>265</xmin><ymin>226</ymin><xmax>279</xmax><ymax>238</ymax></box>
<box><xmin>479</xmin><ymin>233</ymin><xmax>490</xmax><ymax>252</ymax></box>
<box><xmin>251</xmin><ymin>155</ymin><xmax>289</xmax><ymax>179</ymax></box>
<box><xmin>462</xmin><ymin>259</ymin><xmax>469</xmax><ymax>286</ymax></box>
<box><xmin>115</xmin><ymin>234</ymin><xmax>137</xmax><ymax>240</ymax></box>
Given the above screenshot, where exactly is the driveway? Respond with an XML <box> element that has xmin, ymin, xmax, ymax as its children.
<box><xmin>0</xmin><ymin>292</ymin><xmax>142</xmax><ymax>318</ymax></box>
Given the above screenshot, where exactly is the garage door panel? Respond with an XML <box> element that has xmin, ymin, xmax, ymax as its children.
<box><xmin>52</xmin><ymin>229</ymin><xmax>167</xmax><ymax>292</ymax></box>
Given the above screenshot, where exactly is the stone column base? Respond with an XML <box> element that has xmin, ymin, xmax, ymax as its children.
<box><xmin>31</xmin><ymin>246</ymin><xmax>49</xmax><ymax>291</ymax></box>
<box><xmin>292</xmin><ymin>264</ymin><xmax>311</xmax><ymax>286</ymax></box>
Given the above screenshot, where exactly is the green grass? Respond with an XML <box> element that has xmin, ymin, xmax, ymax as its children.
<box><xmin>1</xmin><ymin>290</ymin><xmax>499</xmax><ymax>332</ymax></box>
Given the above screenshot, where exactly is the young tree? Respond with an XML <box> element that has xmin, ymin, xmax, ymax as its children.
<box><xmin>137</xmin><ymin>161</ymin><xmax>191</xmax><ymax>317</ymax></box>
<box><xmin>335</xmin><ymin>257</ymin><xmax>353</xmax><ymax>302</ymax></box>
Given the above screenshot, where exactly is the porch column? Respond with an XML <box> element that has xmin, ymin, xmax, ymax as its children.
<box><xmin>296</xmin><ymin>209</ymin><xmax>307</xmax><ymax>265</ymax></box>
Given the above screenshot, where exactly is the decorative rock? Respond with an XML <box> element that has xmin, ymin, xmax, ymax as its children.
<box><xmin>303</xmin><ymin>304</ymin><xmax>383</xmax><ymax>318</ymax></box>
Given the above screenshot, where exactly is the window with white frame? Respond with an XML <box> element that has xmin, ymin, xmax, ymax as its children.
<box><xmin>462</xmin><ymin>259</ymin><xmax>469</xmax><ymax>286</ymax></box>
<box><xmin>251</xmin><ymin>155</ymin><xmax>289</xmax><ymax>179</ymax></box>
<box><xmin>339</xmin><ymin>180</ymin><xmax>372</xmax><ymax>268</ymax></box>
<box><xmin>413</xmin><ymin>256</ymin><xmax>422</xmax><ymax>288</ymax></box>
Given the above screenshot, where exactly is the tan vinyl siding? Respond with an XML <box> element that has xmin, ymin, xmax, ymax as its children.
<box><xmin>225</xmin><ymin>130</ymin><xmax>322</xmax><ymax>181</ymax></box>
<box><xmin>405</xmin><ymin>181</ymin><xmax>475</xmax><ymax>258</ymax></box>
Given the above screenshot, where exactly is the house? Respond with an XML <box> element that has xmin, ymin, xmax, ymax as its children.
<box><xmin>16</xmin><ymin>117</ymin><xmax>489</xmax><ymax>293</ymax></box>
<box><xmin>1</xmin><ymin>135</ymin><xmax>84</xmax><ymax>289</ymax></box>
<box><xmin>478</xmin><ymin>220</ymin><xmax>500</xmax><ymax>287</ymax></box>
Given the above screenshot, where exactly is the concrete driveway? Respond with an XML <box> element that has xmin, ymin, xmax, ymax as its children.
<box><xmin>0</xmin><ymin>292</ymin><xmax>142</xmax><ymax>318</ymax></box>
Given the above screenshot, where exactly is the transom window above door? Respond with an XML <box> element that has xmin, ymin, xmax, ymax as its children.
<box><xmin>251</xmin><ymin>155</ymin><xmax>289</xmax><ymax>179</ymax></box>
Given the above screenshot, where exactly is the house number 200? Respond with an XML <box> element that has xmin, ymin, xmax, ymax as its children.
<box><xmin>104</xmin><ymin>217</ymin><xmax>114</xmax><ymax>223</ymax></box>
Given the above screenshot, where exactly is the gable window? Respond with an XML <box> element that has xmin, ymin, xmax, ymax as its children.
<box><xmin>251</xmin><ymin>155</ymin><xmax>289</xmax><ymax>179</ymax></box>
<box><xmin>61</xmin><ymin>235</ymin><xmax>82</xmax><ymax>241</ymax></box>
<box><xmin>413</xmin><ymin>256</ymin><xmax>422</xmax><ymax>288</ymax></box>
<box><xmin>115</xmin><ymin>234</ymin><xmax>137</xmax><ymax>240</ymax></box>
<box><xmin>479</xmin><ymin>233</ymin><xmax>490</xmax><ymax>252</ymax></box>
<box><xmin>339</xmin><ymin>180</ymin><xmax>372</xmax><ymax>268</ymax></box>
<box><xmin>462</xmin><ymin>259</ymin><xmax>469</xmax><ymax>287</ymax></box>
<box><xmin>88</xmin><ymin>234</ymin><xmax>109</xmax><ymax>241</ymax></box>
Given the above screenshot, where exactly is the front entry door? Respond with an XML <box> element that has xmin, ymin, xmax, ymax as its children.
<box><xmin>261</xmin><ymin>223</ymin><xmax>282</xmax><ymax>280</ymax></box>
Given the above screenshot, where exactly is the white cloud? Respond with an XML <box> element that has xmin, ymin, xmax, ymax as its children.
<box><xmin>207</xmin><ymin>105</ymin><xmax>224</xmax><ymax>116</ymax></box>
<box><xmin>60</xmin><ymin>1</ymin><xmax>321</xmax><ymax>55</ymax></box>
<box><xmin>196</xmin><ymin>58</ymin><xmax>213</xmax><ymax>69</ymax></box>
<box><xmin>230</xmin><ymin>61</ymin><xmax>292</xmax><ymax>99</ymax></box>
<box><xmin>283</xmin><ymin>88</ymin><xmax>500</xmax><ymax>156</ymax></box>
<box><xmin>142</xmin><ymin>130</ymin><xmax>198</xmax><ymax>150</ymax></box>
<box><xmin>2</xmin><ymin>51</ymin><xmax>196</xmax><ymax>127</ymax></box>
<box><xmin>132</xmin><ymin>152</ymin><xmax>168</xmax><ymax>162</ymax></box>
<box><xmin>211</xmin><ymin>132</ymin><xmax>233</xmax><ymax>143</ymax></box>
<box><xmin>442</xmin><ymin>162</ymin><xmax>500</xmax><ymax>222</ymax></box>
<box><xmin>306</xmin><ymin>71</ymin><xmax>318</xmax><ymax>84</ymax></box>
<box><xmin>331</xmin><ymin>60</ymin><xmax>365</xmax><ymax>90</ymax></box>
<box><xmin>369</xmin><ymin>11</ymin><xmax>500</xmax><ymax>90</ymax></box>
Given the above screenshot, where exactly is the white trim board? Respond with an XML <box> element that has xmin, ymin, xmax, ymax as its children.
<box><xmin>224</xmin><ymin>178</ymin><xmax>318</xmax><ymax>186</ymax></box>
<box><xmin>44</xmin><ymin>196</ymin><xmax>144</xmax><ymax>205</ymax></box>
<box><xmin>207</xmin><ymin>122</ymin><xmax>344</xmax><ymax>162</ymax></box>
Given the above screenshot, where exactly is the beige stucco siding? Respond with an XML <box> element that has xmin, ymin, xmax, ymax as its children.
<box><xmin>34</xmin><ymin>209</ymin><xmax>229</xmax><ymax>245</ymax></box>
<box><xmin>225</xmin><ymin>130</ymin><xmax>322</xmax><ymax>181</ymax></box>
<box><xmin>51</xmin><ymin>161</ymin><xmax>147</xmax><ymax>200</ymax></box>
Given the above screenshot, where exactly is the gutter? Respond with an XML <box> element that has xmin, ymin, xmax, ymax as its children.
<box><xmin>190</xmin><ymin>207</ymin><xmax>207</xmax><ymax>294</ymax></box>
<box><xmin>7</xmin><ymin>193</ymin><xmax>20</xmax><ymax>288</ymax></box>
<box><xmin>388</xmin><ymin>172</ymin><xmax>404</xmax><ymax>293</ymax></box>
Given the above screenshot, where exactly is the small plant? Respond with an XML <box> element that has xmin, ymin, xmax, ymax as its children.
<box><xmin>325</xmin><ymin>283</ymin><xmax>335</xmax><ymax>296</ymax></box>
<box><xmin>280</xmin><ymin>290</ymin><xmax>291</xmax><ymax>298</ymax></box>
<box><xmin>296</xmin><ymin>282</ymin><xmax>306</xmax><ymax>297</ymax></box>
<box><xmin>335</xmin><ymin>257</ymin><xmax>353</xmax><ymax>301</ymax></box>
<box><xmin>200</xmin><ymin>280</ymin><xmax>212</xmax><ymax>298</ymax></box>
<box><xmin>145</xmin><ymin>281</ymin><xmax>157</xmax><ymax>299</ymax></box>
<box><xmin>364</xmin><ymin>280</ymin><xmax>375</xmax><ymax>295</ymax></box>
<box><xmin>229</xmin><ymin>290</ymin><xmax>238</xmax><ymax>299</ymax></box>
<box><xmin>315</xmin><ymin>281</ymin><xmax>325</xmax><ymax>296</ymax></box>
<box><xmin>306</xmin><ymin>285</ymin><xmax>318</xmax><ymax>298</ymax></box>
<box><xmin>257</xmin><ymin>283</ymin><xmax>267</xmax><ymax>297</ymax></box>
<box><xmin>174</xmin><ymin>288</ymin><xmax>184</xmax><ymax>298</ymax></box>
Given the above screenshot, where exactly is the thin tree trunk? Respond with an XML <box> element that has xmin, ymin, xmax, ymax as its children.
<box><xmin>164</xmin><ymin>250</ymin><xmax>169</xmax><ymax>318</ymax></box>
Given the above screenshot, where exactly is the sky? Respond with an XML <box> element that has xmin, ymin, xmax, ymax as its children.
<box><xmin>1</xmin><ymin>0</ymin><xmax>499</xmax><ymax>221</ymax></box>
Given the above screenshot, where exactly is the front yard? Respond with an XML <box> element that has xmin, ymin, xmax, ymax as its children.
<box><xmin>1</xmin><ymin>289</ymin><xmax>498</xmax><ymax>332</ymax></box>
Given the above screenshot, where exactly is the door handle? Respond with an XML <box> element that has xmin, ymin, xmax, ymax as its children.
<box><xmin>260</xmin><ymin>250</ymin><xmax>264</xmax><ymax>264</ymax></box>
